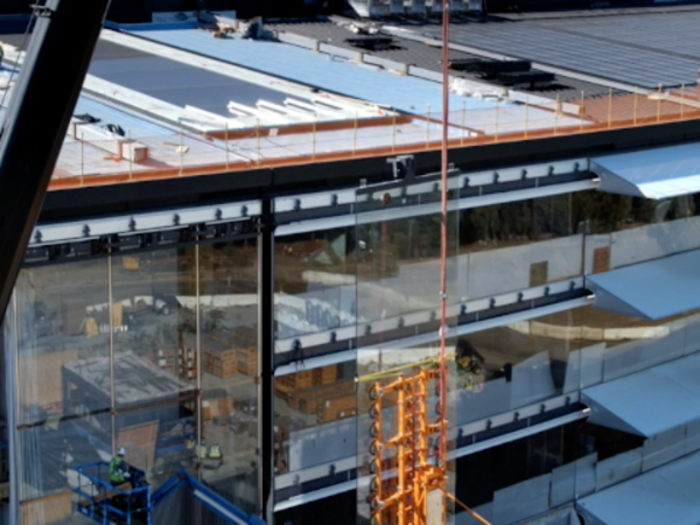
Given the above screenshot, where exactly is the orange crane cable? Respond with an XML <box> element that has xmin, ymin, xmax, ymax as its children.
<box><xmin>438</xmin><ymin>0</ymin><xmax>451</xmax><ymax>472</ymax></box>
<box><xmin>443</xmin><ymin>491</ymin><xmax>492</xmax><ymax>525</ymax></box>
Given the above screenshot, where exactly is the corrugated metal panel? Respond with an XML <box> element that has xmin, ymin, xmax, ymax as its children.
<box><xmin>592</xmin><ymin>142</ymin><xmax>700</xmax><ymax>199</ymax></box>
<box><xmin>123</xmin><ymin>27</ymin><xmax>496</xmax><ymax>115</ymax></box>
<box><xmin>586</xmin><ymin>249</ymin><xmax>700</xmax><ymax>320</ymax></box>
<box><xmin>582</xmin><ymin>353</ymin><xmax>700</xmax><ymax>437</ymax></box>
<box><xmin>577</xmin><ymin>449</ymin><xmax>700</xmax><ymax>525</ymax></box>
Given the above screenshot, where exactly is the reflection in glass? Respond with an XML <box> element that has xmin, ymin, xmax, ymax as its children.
<box><xmin>457</xmin><ymin>195</ymin><xmax>581</xmax><ymax>302</ymax></box>
<box><xmin>574</xmin><ymin>306</ymin><xmax>700</xmax><ymax>385</ymax></box>
<box><xmin>18</xmin><ymin>414</ymin><xmax>112</xmax><ymax>508</ymax></box>
<box><xmin>14</xmin><ymin>261</ymin><xmax>110</xmax><ymax>426</ymax></box>
<box><xmin>112</xmin><ymin>248</ymin><xmax>197</xmax><ymax>394</ymax></box>
<box><xmin>199</xmin><ymin>240</ymin><xmax>259</xmax><ymax>514</ymax></box>
<box><xmin>274</xmin><ymin>362</ymin><xmax>356</xmax><ymax>479</ymax></box>
<box><xmin>275</xmin><ymin>228</ymin><xmax>357</xmax><ymax>341</ymax></box>
<box><xmin>453</xmin><ymin>309</ymin><xmax>584</xmax><ymax>427</ymax></box>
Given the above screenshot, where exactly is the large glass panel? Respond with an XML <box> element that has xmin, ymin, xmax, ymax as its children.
<box><xmin>12</xmin><ymin>261</ymin><xmax>113</xmax><ymax>524</ymax></box>
<box><xmin>108</xmin><ymin>248</ymin><xmax>196</xmax><ymax>494</ymax></box>
<box><xmin>114</xmin><ymin>401</ymin><xmax>195</xmax><ymax>488</ymax></box>
<box><xmin>112</xmin><ymin>248</ymin><xmax>197</xmax><ymax>394</ymax></box>
<box><xmin>578</xmin><ymin>194</ymin><xmax>700</xmax><ymax>274</ymax></box>
<box><xmin>273</xmin><ymin>228</ymin><xmax>358</xmax><ymax>504</ymax></box>
<box><xmin>17</xmin><ymin>414</ymin><xmax>113</xmax><ymax>522</ymax></box>
<box><xmin>454</xmin><ymin>421</ymin><xmax>587</xmax><ymax>524</ymax></box>
<box><xmin>571</xmin><ymin>306</ymin><xmax>700</xmax><ymax>386</ymax></box>
<box><xmin>198</xmin><ymin>239</ymin><xmax>259</xmax><ymax>514</ymax></box>
<box><xmin>274</xmin><ymin>227</ymin><xmax>357</xmax><ymax>345</ymax></box>
<box><xmin>274</xmin><ymin>362</ymin><xmax>356</xmax><ymax>503</ymax></box>
<box><xmin>453</xmin><ymin>308</ymin><xmax>585</xmax><ymax>428</ymax></box>
<box><xmin>14</xmin><ymin>262</ymin><xmax>110</xmax><ymax>426</ymax></box>
<box><xmin>457</xmin><ymin>194</ymin><xmax>583</xmax><ymax>301</ymax></box>
<box><xmin>355</xmin><ymin>181</ymin><xmax>459</xmax><ymax>525</ymax></box>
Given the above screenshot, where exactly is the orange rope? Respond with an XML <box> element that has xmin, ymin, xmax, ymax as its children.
<box><xmin>443</xmin><ymin>491</ymin><xmax>492</xmax><ymax>525</ymax></box>
<box><xmin>438</xmin><ymin>0</ymin><xmax>450</xmax><ymax>475</ymax></box>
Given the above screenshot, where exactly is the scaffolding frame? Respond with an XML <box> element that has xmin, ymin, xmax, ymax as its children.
<box><xmin>367</xmin><ymin>367</ymin><xmax>446</xmax><ymax>525</ymax></box>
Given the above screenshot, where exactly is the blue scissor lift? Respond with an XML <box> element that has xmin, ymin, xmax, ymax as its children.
<box><xmin>74</xmin><ymin>462</ymin><xmax>265</xmax><ymax>525</ymax></box>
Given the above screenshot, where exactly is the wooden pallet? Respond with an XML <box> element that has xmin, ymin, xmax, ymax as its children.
<box><xmin>237</xmin><ymin>346</ymin><xmax>257</xmax><ymax>375</ymax></box>
<box><xmin>313</xmin><ymin>365</ymin><xmax>338</xmax><ymax>386</ymax></box>
<box><xmin>202</xmin><ymin>337</ymin><xmax>238</xmax><ymax>379</ymax></box>
<box><xmin>317</xmin><ymin>393</ymin><xmax>357</xmax><ymax>424</ymax></box>
<box><xmin>278</xmin><ymin>370</ymin><xmax>315</xmax><ymax>390</ymax></box>
<box><xmin>299</xmin><ymin>382</ymin><xmax>354</xmax><ymax>415</ymax></box>
<box><xmin>21</xmin><ymin>492</ymin><xmax>73</xmax><ymax>525</ymax></box>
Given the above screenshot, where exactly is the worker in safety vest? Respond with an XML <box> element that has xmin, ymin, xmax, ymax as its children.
<box><xmin>455</xmin><ymin>338</ymin><xmax>485</xmax><ymax>391</ymax></box>
<box><xmin>109</xmin><ymin>447</ymin><xmax>131</xmax><ymax>486</ymax></box>
<box><xmin>208</xmin><ymin>442</ymin><xmax>223</xmax><ymax>460</ymax></box>
<box><xmin>196</xmin><ymin>441</ymin><xmax>208</xmax><ymax>462</ymax></box>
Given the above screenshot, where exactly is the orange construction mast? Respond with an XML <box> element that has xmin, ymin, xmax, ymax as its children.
<box><xmin>367</xmin><ymin>367</ymin><xmax>446</xmax><ymax>525</ymax></box>
<box><xmin>366</xmin><ymin>3</ymin><xmax>451</xmax><ymax>524</ymax></box>
<box><xmin>363</xmin><ymin>4</ymin><xmax>491</xmax><ymax>525</ymax></box>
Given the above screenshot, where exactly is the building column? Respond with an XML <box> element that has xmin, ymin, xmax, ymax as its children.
<box><xmin>258</xmin><ymin>198</ymin><xmax>275</xmax><ymax>523</ymax></box>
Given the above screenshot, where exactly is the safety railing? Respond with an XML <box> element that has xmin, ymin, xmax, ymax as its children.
<box><xmin>50</xmin><ymin>88</ymin><xmax>700</xmax><ymax>190</ymax></box>
<box><xmin>74</xmin><ymin>461</ymin><xmax>153</xmax><ymax>525</ymax></box>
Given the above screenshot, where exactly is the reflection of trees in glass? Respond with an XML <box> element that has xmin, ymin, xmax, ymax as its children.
<box><xmin>459</xmin><ymin>195</ymin><xmax>573</xmax><ymax>246</ymax></box>
<box><xmin>572</xmin><ymin>193</ymin><xmax>631</xmax><ymax>233</ymax></box>
<box><xmin>572</xmin><ymin>193</ymin><xmax>700</xmax><ymax>234</ymax></box>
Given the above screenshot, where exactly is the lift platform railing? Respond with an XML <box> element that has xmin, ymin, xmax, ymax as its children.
<box><xmin>75</xmin><ymin>461</ymin><xmax>154</xmax><ymax>525</ymax></box>
<box><xmin>74</xmin><ymin>462</ymin><xmax>266</xmax><ymax>525</ymax></box>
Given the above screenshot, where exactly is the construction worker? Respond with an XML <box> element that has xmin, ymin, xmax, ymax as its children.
<box><xmin>455</xmin><ymin>338</ymin><xmax>485</xmax><ymax>391</ymax></box>
<box><xmin>208</xmin><ymin>441</ymin><xmax>223</xmax><ymax>461</ymax></box>
<box><xmin>109</xmin><ymin>447</ymin><xmax>131</xmax><ymax>486</ymax></box>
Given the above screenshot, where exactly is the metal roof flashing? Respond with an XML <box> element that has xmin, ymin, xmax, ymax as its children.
<box><xmin>592</xmin><ymin>142</ymin><xmax>700</xmax><ymax>200</ymax></box>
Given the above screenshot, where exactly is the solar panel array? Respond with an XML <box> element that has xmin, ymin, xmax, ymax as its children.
<box><xmin>414</xmin><ymin>11</ymin><xmax>700</xmax><ymax>88</ymax></box>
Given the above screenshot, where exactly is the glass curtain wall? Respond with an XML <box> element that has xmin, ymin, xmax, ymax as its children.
<box><xmin>273</xmin><ymin>227</ymin><xmax>357</xmax><ymax>500</ymax></box>
<box><xmin>355</xmin><ymin>183</ymin><xmax>459</xmax><ymax>525</ymax></box>
<box><xmin>6</xmin><ymin>236</ymin><xmax>259</xmax><ymax>525</ymax></box>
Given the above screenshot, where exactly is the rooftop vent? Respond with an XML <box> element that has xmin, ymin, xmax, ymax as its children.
<box><xmin>496</xmin><ymin>71</ymin><xmax>556</xmax><ymax>88</ymax></box>
<box><xmin>447</xmin><ymin>58</ymin><xmax>487</xmax><ymax>72</ymax></box>
<box><xmin>478</xmin><ymin>60</ymin><xmax>532</xmax><ymax>78</ymax></box>
<box><xmin>346</xmin><ymin>36</ymin><xmax>396</xmax><ymax>51</ymax></box>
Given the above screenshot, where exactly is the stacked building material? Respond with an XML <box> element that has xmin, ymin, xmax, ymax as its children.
<box><xmin>202</xmin><ymin>336</ymin><xmax>238</xmax><ymax>379</ymax></box>
<box><xmin>237</xmin><ymin>345</ymin><xmax>257</xmax><ymax>376</ymax></box>
<box><xmin>277</xmin><ymin>370</ymin><xmax>314</xmax><ymax>391</ymax></box>
<box><xmin>312</xmin><ymin>365</ymin><xmax>338</xmax><ymax>386</ymax></box>
<box><xmin>317</xmin><ymin>393</ymin><xmax>356</xmax><ymax>424</ymax></box>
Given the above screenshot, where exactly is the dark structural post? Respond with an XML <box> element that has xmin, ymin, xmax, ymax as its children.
<box><xmin>258</xmin><ymin>197</ymin><xmax>275</xmax><ymax>523</ymax></box>
<box><xmin>0</xmin><ymin>0</ymin><xmax>111</xmax><ymax>317</ymax></box>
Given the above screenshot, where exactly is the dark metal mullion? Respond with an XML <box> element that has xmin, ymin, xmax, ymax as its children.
<box><xmin>258</xmin><ymin>197</ymin><xmax>276</xmax><ymax>523</ymax></box>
